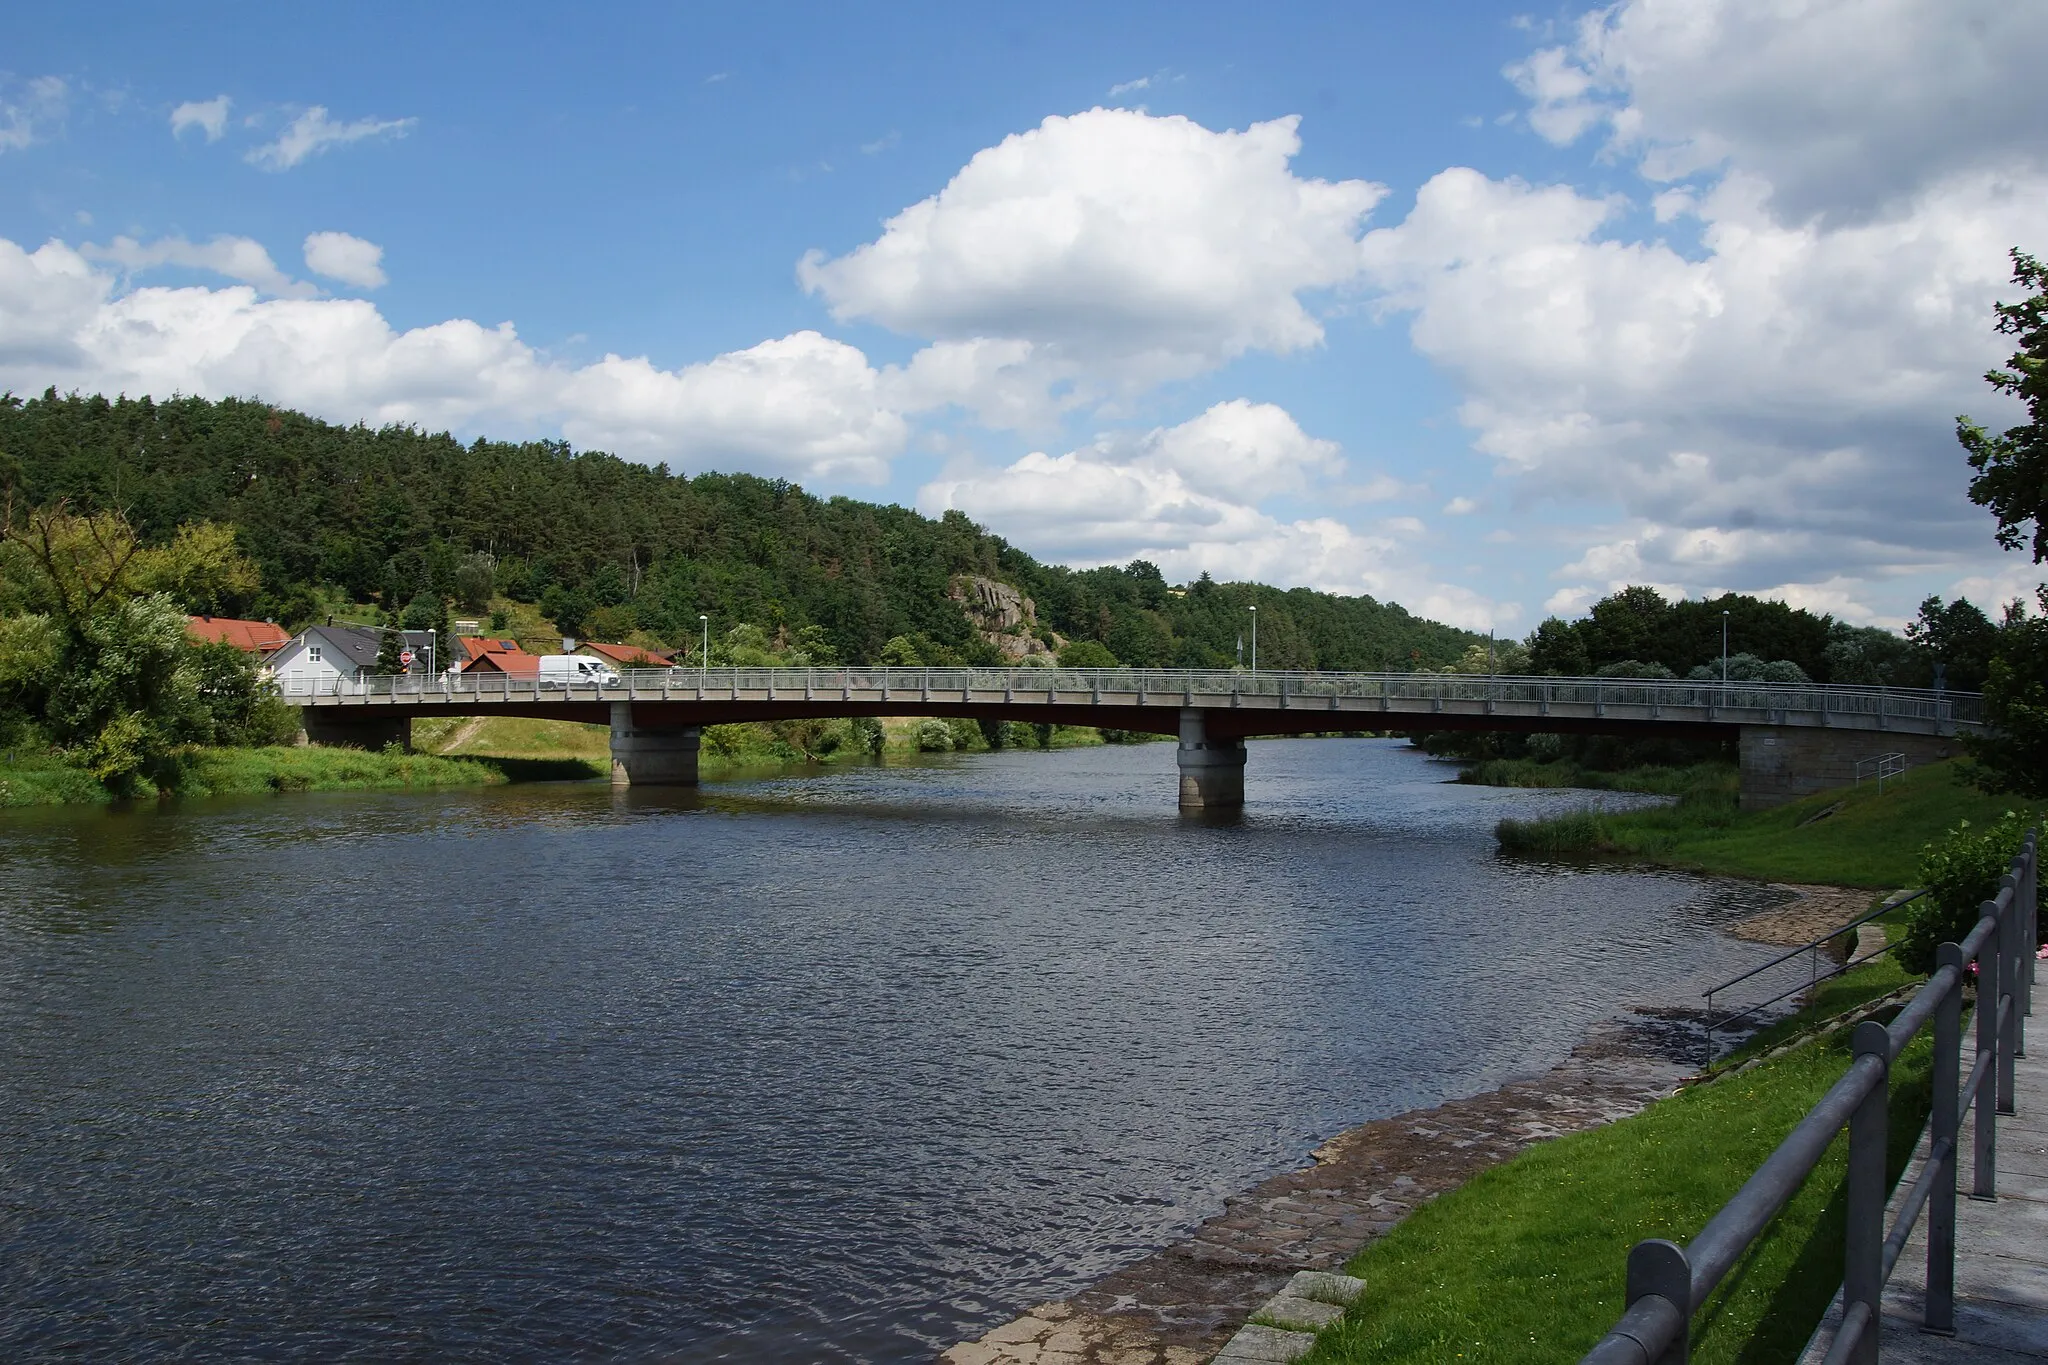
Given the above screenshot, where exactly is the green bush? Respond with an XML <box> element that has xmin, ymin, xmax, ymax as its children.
<box><xmin>1899</xmin><ymin>810</ymin><xmax>2045</xmax><ymax>973</ymax></box>
<box><xmin>1058</xmin><ymin>639</ymin><xmax>1118</xmax><ymax>668</ymax></box>
<box><xmin>915</xmin><ymin>718</ymin><xmax>954</xmax><ymax>752</ymax></box>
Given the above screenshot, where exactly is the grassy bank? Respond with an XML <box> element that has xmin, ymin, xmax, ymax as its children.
<box><xmin>1310</xmin><ymin>1022</ymin><xmax>1933</xmax><ymax>1364</ymax></box>
<box><xmin>1496</xmin><ymin>759</ymin><xmax>2030</xmax><ymax>887</ymax></box>
<box><xmin>1460</xmin><ymin>757</ymin><xmax>1733</xmax><ymax>796</ymax></box>
<box><xmin>416</xmin><ymin>713</ymin><xmax>1139</xmax><ymax>778</ymax></box>
<box><xmin>0</xmin><ymin>743</ymin><xmax>502</xmax><ymax>806</ymax></box>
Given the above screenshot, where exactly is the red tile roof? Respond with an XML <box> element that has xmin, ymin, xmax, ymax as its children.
<box><xmin>462</xmin><ymin>651</ymin><xmax>542</xmax><ymax>675</ymax></box>
<box><xmin>187</xmin><ymin>616</ymin><xmax>291</xmax><ymax>653</ymax></box>
<box><xmin>580</xmin><ymin>640</ymin><xmax>673</xmax><ymax>667</ymax></box>
<box><xmin>458</xmin><ymin>636</ymin><xmax>528</xmax><ymax>662</ymax></box>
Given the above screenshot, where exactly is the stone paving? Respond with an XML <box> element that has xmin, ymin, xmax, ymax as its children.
<box><xmin>940</xmin><ymin>1010</ymin><xmax>1705</xmax><ymax>1365</ymax></box>
<box><xmin>1800</xmin><ymin>1015</ymin><xmax>2048</xmax><ymax>1362</ymax></box>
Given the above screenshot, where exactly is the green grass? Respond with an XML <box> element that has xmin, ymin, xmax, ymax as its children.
<box><xmin>1497</xmin><ymin>759</ymin><xmax>2029</xmax><ymax>887</ymax></box>
<box><xmin>0</xmin><ymin>743</ymin><xmax>504</xmax><ymax>805</ymax></box>
<box><xmin>1463</xmin><ymin>758</ymin><xmax>1733</xmax><ymax>795</ymax></box>
<box><xmin>1709</xmin><ymin>955</ymin><xmax>1917</xmax><ymax>1073</ymax></box>
<box><xmin>1309</xmin><ymin>1027</ymin><xmax>1933</xmax><ymax>1365</ymax></box>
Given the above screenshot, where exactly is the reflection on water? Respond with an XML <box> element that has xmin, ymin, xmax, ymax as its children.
<box><xmin>0</xmin><ymin>739</ymin><xmax>1770</xmax><ymax>1362</ymax></box>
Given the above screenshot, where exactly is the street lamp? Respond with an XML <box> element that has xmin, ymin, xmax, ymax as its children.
<box><xmin>1721</xmin><ymin>609</ymin><xmax>1731</xmax><ymax>687</ymax></box>
<box><xmin>1248</xmin><ymin>604</ymin><xmax>1258</xmax><ymax>675</ymax></box>
<box><xmin>699</xmin><ymin>614</ymin><xmax>710</xmax><ymax>669</ymax></box>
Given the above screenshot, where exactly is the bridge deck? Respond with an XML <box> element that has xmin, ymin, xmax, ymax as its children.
<box><xmin>280</xmin><ymin>667</ymin><xmax>1975</xmax><ymax>740</ymax></box>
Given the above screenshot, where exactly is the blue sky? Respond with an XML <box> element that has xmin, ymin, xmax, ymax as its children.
<box><xmin>3</xmin><ymin>1</ymin><xmax>2043</xmax><ymax>632</ymax></box>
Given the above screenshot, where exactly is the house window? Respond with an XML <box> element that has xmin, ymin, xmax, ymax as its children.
<box><xmin>309</xmin><ymin>645</ymin><xmax>323</xmax><ymax>662</ymax></box>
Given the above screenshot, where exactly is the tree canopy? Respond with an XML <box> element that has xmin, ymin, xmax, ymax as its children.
<box><xmin>0</xmin><ymin>389</ymin><xmax>1478</xmax><ymax>673</ymax></box>
<box><xmin>1959</xmin><ymin>249</ymin><xmax>2048</xmax><ymax>563</ymax></box>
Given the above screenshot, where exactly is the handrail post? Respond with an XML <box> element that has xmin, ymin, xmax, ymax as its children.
<box><xmin>1927</xmin><ymin>944</ymin><xmax>1963</xmax><ymax>1335</ymax></box>
<box><xmin>1975</xmin><ymin>897</ymin><xmax>2000</xmax><ymax>1198</ymax></box>
<box><xmin>2000</xmin><ymin>874</ymin><xmax>2019</xmax><ymax>1114</ymax></box>
<box><xmin>1844</xmin><ymin>1021</ymin><xmax>1889</xmax><ymax>1365</ymax></box>
<box><xmin>1624</xmin><ymin>1239</ymin><xmax>1691</xmax><ymax>1364</ymax></box>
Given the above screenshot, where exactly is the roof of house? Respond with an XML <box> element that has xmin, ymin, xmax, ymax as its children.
<box><xmin>187</xmin><ymin>615</ymin><xmax>291</xmax><ymax>653</ymax></box>
<box><xmin>282</xmin><ymin>625</ymin><xmax>437</xmax><ymax>673</ymax></box>
<box><xmin>463</xmin><ymin>650</ymin><xmax>542</xmax><ymax>675</ymax></box>
<box><xmin>458</xmin><ymin>636</ymin><xmax>527</xmax><ymax>662</ymax></box>
<box><xmin>579</xmin><ymin>640</ymin><xmax>673</xmax><ymax>667</ymax></box>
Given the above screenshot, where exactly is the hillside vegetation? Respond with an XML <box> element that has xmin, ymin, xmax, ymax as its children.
<box><xmin>0</xmin><ymin>390</ymin><xmax>1478</xmax><ymax>671</ymax></box>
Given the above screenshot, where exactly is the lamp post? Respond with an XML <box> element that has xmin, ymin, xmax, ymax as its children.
<box><xmin>1248</xmin><ymin>604</ymin><xmax>1258</xmax><ymax>675</ymax></box>
<box><xmin>1721</xmin><ymin>609</ymin><xmax>1730</xmax><ymax>687</ymax></box>
<box><xmin>699</xmin><ymin>614</ymin><xmax>710</xmax><ymax>669</ymax></box>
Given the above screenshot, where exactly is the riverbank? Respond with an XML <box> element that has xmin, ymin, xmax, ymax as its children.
<box><xmin>0</xmin><ymin>743</ymin><xmax>502</xmax><ymax>806</ymax></box>
<box><xmin>1495</xmin><ymin>758</ymin><xmax>2024</xmax><ymax>887</ymax></box>
<box><xmin>414</xmin><ymin>713</ymin><xmax>1146</xmax><ymax>779</ymax></box>
<box><xmin>944</xmin><ymin>942</ymin><xmax>1926</xmax><ymax>1365</ymax></box>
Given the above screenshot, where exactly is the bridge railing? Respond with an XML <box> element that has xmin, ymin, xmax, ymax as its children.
<box><xmin>272</xmin><ymin>666</ymin><xmax>1981</xmax><ymax>726</ymax></box>
<box><xmin>1582</xmin><ymin>828</ymin><xmax>2039</xmax><ymax>1364</ymax></box>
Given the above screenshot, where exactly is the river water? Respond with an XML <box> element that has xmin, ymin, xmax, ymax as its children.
<box><xmin>0</xmin><ymin>738</ymin><xmax>1775</xmax><ymax>1362</ymax></box>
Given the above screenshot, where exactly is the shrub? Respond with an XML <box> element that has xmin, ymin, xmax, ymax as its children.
<box><xmin>1058</xmin><ymin>639</ymin><xmax>1118</xmax><ymax>668</ymax></box>
<box><xmin>1898</xmin><ymin>810</ymin><xmax>2045</xmax><ymax>974</ymax></box>
<box><xmin>915</xmin><ymin>718</ymin><xmax>953</xmax><ymax>752</ymax></box>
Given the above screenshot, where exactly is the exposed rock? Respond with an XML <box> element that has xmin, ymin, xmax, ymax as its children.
<box><xmin>950</xmin><ymin>575</ymin><xmax>1063</xmax><ymax>661</ymax></box>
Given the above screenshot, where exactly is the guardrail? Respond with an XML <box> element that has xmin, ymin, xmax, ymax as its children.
<box><xmin>1583</xmin><ymin>826</ymin><xmax>2039</xmax><ymax>1364</ymax></box>
<box><xmin>1701</xmin><ymin>890</ymin><xmax>1929</xmax><ymax>1063</ymax></box>
<box><xmin>272</xmin><ymin>666</ymin><xmax>1982</xmax><ymax>728</ymax></box>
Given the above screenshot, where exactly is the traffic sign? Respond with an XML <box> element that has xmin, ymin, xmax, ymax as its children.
<box><xmin>399</xmin><ymin>649</ymin><xmax>415</xmax><ymax>667</ymax></box>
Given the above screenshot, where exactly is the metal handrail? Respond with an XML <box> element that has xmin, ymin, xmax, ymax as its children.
<box><xmin>1702</xmin><ymin>891</ymin><xmax>1929</xmax><ymax>1057</ymax></box>
<box><xmin>269</xmin><ymin>665</ymin><xmax>1986</xmax><ymax>728</ymax></box>
<box><xmin>1582</xmin><ymin>827</ymin><xmax>2038</xmax><ymax>1364</ymax></box>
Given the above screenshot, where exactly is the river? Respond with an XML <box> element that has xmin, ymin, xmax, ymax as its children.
<box><xmin>0</xmin><ymin>738</ymin><xmax>1773</xmax><ymax>1361</ymax></box>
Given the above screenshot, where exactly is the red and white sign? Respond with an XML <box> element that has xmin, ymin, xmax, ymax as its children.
<box><xmin>399</xmin><ymin>649</ymin><xmax>415</xmax><ymax>667</ymax></box>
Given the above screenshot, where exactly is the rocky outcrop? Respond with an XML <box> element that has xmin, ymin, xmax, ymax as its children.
<box><xmin>951</xmin><ymin>575</ymin><xmax>1063</xmax><ymax>661</ymax></box>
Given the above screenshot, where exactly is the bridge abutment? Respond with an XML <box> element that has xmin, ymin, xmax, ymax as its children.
<box><xmin>1737</xmin><ymin>725</ymin><xmax>1961</xmax><ymax>809</ymax></box>
<box><xmin>609</xmin><ymin>702</ymin><xmax>701</xmax><ymax>787</ymax></box>
<box><xmin>302</xmin><ymin>712</ymin><xmax>410</xmax><ymax>752</ymax></box>
<box><xmin>1177</xmin><ymin>708</ymin><xmax>1246</xmax><ymax>810</ymax></box>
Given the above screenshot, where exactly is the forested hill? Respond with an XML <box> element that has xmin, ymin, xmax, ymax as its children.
<box><xmin>0</xmin><ymin>390</ymin><xmax>1480</xmax><ymax>670</ymax></box>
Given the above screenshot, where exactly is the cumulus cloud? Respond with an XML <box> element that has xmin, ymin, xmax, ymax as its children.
<box><xmin>1</xmin><ymin>76</ymin><xmax>67</xmax><ymax>153</ymax></box>
<box><xmin>170</xmin><ymin>95</ymin><xmax>230</xmax><ymax>142</ymax></box>
<box><xmin>1359</xmin><ymin>0</ymin><xmax>2048</xmax><ymax>621</ymax></box>
<box><xmin>1509</xmin><ymin>0</ymin><xmax>2048</xmax><ymax>224</ymax></box>
<box><xmin>302</xmin><ymin>231</ymin><xmax>387</xmax><ymax>289</ymax></box>
<box><xmin>917</xmin><ymin>401</ymin><xmax>1511</xmax><ymax>628</ymax></box>
<box><xmin>81</xmin><ymin>234</ymin><xmax>314</xmax><ymax>298</ymax></box>
<box><xmin>0</xmin><ymin>236</ymin><xmax>905</xmax><ymax>484</ymax></box>
<box><xmin>802</xmin><ymin>108</ymin><xmax>1385</xmax><ymax>422</ymax></box>
<box><xmin>247</xmin><ymin>106</ymin><xmax>416</xmax><ymax>171</ymax></box>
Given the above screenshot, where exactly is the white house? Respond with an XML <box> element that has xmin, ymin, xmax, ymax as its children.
<box><xmin>268</xmin><ymin>625</ymin><xmax>438</xmax><ymax>693</ymax></box>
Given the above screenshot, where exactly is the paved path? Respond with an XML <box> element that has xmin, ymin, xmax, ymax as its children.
<box><xmin>1802</xmin><ymin>1017</ymin><xmax>2048</xmax><ymax>1362</ymax></box>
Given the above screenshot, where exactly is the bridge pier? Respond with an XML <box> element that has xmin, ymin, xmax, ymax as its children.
<box><xmin>1737</xmin><ymin>725</ymin><xmax>1961</xmax><ymax>809</ymax></box>
<box><xmin>609</xmin><ymin>702</ymin><xmax>701</xmax><ymax>787</ymax></box>
<box><xmin>302</xmin><ymin>712</ymin><xmax>409</xmax><ymax>752</ymax></box>
<box><xmin>1177</xmin><ymin>708</ymin><xmax>1246</xmax><ymax>810</ymax></box>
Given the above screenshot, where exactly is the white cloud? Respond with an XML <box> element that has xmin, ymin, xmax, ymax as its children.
<box><xmin>1</xmin><ymin>76</ymin><xmax>67</xmax><ymax>153</ymax></box>
<box><xmin>1107</xmin><ymin>76</ymin><xmax>1152</xmax><ymax>97</ymax></box>
<box><xmin>247</xmin><ymin>106</ymin><xmax>416</xmax><ymax>171</ymax></box>
<box><xmin>801</xmin><ymin>108</ymin><xmax>1385</xmax><ymax>423</ymax></box>
<box><xmin>0</xmin><ymin>236</ymin><xmax>905</xmax><ymax>485</ymax></box>
<box><xmin>1510</xmin><ymin>0</ymin><xmax>2048</xmax><ymax>224</ymax></box>
<box><xmin>170</xmin><ymin>95</ymin><xmax>230</xmax><ymax>142</ymax></box>
<box><xmin>1443</xmin><ymin>496</ymin><xmax>1478</xmax><ymax>515</ymax></box>
<box><xmin>80</xmin><ymin>234</ymin><xmax>314</xmax><ymax>298</ymax></box>
<box><xmin>302</xmin><ymin>231</ymin><xmax>386</xmax><ymax>289</ymax></box>
<box><xmin>917</xmin><ymin>401</ymin><xmax>1513</xmax><ymax>629</ymax></box>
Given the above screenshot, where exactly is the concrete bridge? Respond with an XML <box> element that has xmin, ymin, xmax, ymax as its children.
<box><xmin>281</xmin><ymin>666</ymin><xmax>1981</xmax><ymax>811</ymax></box>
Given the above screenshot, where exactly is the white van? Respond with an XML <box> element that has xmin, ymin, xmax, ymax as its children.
<box><xmin>538</xmin><ymin>655</ymin><xmax>621</xmax><ymax>689</ymax></box>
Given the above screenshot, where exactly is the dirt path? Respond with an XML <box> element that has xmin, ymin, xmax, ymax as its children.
<box><xmin>432</xmin><ymin>715</ymin><xmax>489</xmax><ymax>755</ymax></box>
<box><xmin>940</xmin><ymin>1010</ymin><xmax>1706</xmax><ymax>1365</ymax></box>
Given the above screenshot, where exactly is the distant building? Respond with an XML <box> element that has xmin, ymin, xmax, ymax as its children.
<box><xmin>186</xmin><ymin>615</ymin><xmax>291</xmax><ymax>654</ymax></box>
<box><xmin>577</xmin><ymin>640</ymin><xmax>673</xmax><ymax>669</ymax></box>
<box><xmin>461</xmin><ymin>650</ymin><xmax>542</xmax><ymax>677</ymax></box>
<box><xmin>269</xmin><ymin>625</ymin><xmax>437</xmax><ymax>688</ymax></box>
<box><xmin>457</xmin><ymin>636</ymin><xmax>529</xmax><ymax>669</ymax></box>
